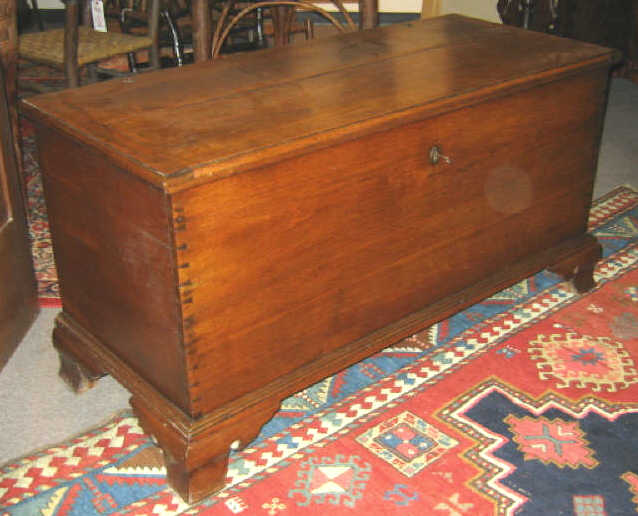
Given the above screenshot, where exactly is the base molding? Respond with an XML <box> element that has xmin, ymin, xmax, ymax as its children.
<box><xmin>52</xmin><ymin>232</ymin><xmax>602</xmax><ymax>502</ymax></box>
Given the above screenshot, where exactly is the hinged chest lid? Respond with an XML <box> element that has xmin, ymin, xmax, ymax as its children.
<box><xmin>22</xmin><ymin>14</ymin><xmax>618</xmax><ymax>190</ymax></box>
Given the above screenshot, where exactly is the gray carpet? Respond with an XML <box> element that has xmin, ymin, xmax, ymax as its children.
<box><xmin>594</xmin><ymin>78</ymin><xmax>638</xmax><ymax>199</ymax></box>
<box><xmin>1</xmin><ymin>78</ymin><xmax>636</xmax><ymax>467</ymax></box>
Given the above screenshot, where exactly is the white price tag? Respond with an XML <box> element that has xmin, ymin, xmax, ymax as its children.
<box><xmin>91</xmin><ymin>0</ymin><xmax>107</xmax><ymax>32</ymax></box>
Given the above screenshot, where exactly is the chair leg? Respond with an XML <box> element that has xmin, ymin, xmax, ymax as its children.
<box><xmin>66</xmin><ymin>72</ymin><xmax>79</xmax><ymax>88</ymax></box>
<box><xmin>304</xmin><ymin>18</ymin><xmax>314</xmax><ymax>40</ymax></box>
<box><xmin>64</xmin><ymin>0</ymin><xmax>80</xmax><ymax>87</ymax></box>
<box><xmin>256</xmin><ymin>7</ymin><xmax>265</xmax><ymax>47</ymax></box>
<box><xmin>162</xmin><ymin>10</ymin><xmax>184</xmax><ymax>66</ymax></box>
<box><xmin>29</xmin><ymin>0</ymin><xmax>45</xmax><ymax>31</ymax></box>
<box><xmin>127</xmin><ymin>52</ymin><xmax>138</xmax><ymax>73</ymax></box>
<box><xmin>87</xmin><ymin>63</ymin><xmax>98</xmax><ymax>82</ymax></box>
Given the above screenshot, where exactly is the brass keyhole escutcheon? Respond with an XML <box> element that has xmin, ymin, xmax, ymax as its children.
<box><xmin>429</xmin><ymin>145</ymin><xmax>452</xmax><ymax>165</ymax></box>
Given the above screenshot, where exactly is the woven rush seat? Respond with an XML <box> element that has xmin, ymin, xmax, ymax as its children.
<box><xmin>19</xmin><ymin>27</ymin><xmax>153</xmax><ymax>67</ymax></box>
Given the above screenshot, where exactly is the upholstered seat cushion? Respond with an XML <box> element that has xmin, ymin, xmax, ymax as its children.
<box><xmin>19</xmin><ymin>27</ymin><xmax>153</xmax><ymax>67</ymax></box>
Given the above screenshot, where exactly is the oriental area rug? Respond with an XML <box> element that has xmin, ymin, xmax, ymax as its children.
<box><xmin>20</xmin><ymin>119</ymin><xmax>60</xmax><ymax>307</ymax></box>
<box><xmin>6</xmin><ymin>153</ymin><xmax>638</xmax><ymax>513</ymax></box>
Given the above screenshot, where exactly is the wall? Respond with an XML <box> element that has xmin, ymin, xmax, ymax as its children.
<box><xmin>37</xmin><ymin>0</ymin><xmax>62</xmax><ymax>8</ymax></box>
<box><xmin>438</xmin><ymin>0</ymin><xmax>500</xmax><ymax>22</ymax></box>
<box><xmin>328</xmin><ymin>0</ymin><xmax>500</xmax><ymax>16</ymax></box>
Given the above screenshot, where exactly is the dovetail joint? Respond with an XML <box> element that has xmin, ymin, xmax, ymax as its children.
<box><xmin>185</xmin><ymin>335</ymin><xmax>200</xmax><ymax>346</ymax></box>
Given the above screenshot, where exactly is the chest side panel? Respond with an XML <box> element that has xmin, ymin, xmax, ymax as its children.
<box><xmin>174</xmin><ymin>70</ymin><xmax>607</xmax><ymax>412</ymax></box>
<box><xmin>36</xmin><ymin>126</ymin><xmax>189</xmax><ymax>411</ymax></box>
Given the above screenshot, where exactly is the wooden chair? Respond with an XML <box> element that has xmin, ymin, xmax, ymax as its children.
<box><xmin>211</xmin><ymin>0</ymin><xmax>357</xmax><ymax>59</ymax></box>
<box><xmin>18</xmin><ymin>0</ymin><xmax>45</xmax><ymax>31</ymax></box>
<box><xmin>154</xmin><ymin>0</ymin><xmax>317</xmax><ymax>65</ymax></box>
<box><xmin>211</xmin><ymin>1</ymin><xmax>274</xmax><ymax>53</ymax></box>
<box><xmin>105</xmin><ymin>0</ymin><xmax>189</xmax><ymax>66</ymax></box>
<box><xmin>255</xmin><ymin>2</ymin><xmax>316</xmax><ymax>47</ymax></box>
<box><xmin>18</xmin><ymin>0</ymin><xmax>160</xmax><ymax>90</ymax></box>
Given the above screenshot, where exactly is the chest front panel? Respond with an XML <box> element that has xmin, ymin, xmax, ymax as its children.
<box><xmin>172</xmin><ymin>70</ymin><xmax>606</xmax><ymax>412</ymax></box>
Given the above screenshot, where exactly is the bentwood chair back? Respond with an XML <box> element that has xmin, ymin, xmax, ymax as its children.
<box><xmin>210</xmin><ymin>0</ymin><xmax>357</xmax><ymax>59</ymax></box>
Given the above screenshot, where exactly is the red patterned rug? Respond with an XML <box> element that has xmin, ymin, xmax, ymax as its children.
<box><xmin>20</xmin><ymin>118</ymin><xmax>60</xmax><ymax>307</ymax></box>
<box><xmin>4</xmin><ymin>184</ymin><xmax>638</xmax><ymax>515</ymax></box>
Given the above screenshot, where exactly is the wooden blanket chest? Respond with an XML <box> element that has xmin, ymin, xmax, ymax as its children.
<box><xmin>22</xmin><ymin>15</ymin><xmax>618</xmax><ymax>502</ymax></box>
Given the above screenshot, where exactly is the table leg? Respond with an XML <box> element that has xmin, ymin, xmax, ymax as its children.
<box><xmin>191</xmin><ymin>0</ymin><xmax>212</xmax><ymax>61</ymax></box>
<box><xmin>358</xmin><ymin>0</ymin><xmax>378</xmax><ymax>30</ymax></box>
<box><xmin>270</xmin><ymin>5</ymin><xmax>294</xmax><ymax>47</ymax></box>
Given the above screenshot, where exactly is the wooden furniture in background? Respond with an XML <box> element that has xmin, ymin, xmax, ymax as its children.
<box><xmin>191</xmin><ymin>0</ymin><xmax>378</xmax><ymax>62</ymax></box>
<box><xmin>0</xmin><ymin>0</ymin><xmax>39</xmax><ymax>371</ymax></box>
<box><xmin>210</xmin><ymin>0</ymin><xmax>356</xmax><ymax>57</ymax></box>
<box><xmin>17</xmin><ymin>0</ymin><xmax>44</xmax><ymax>31</ymax></box>
<box><xmin>499</xmin><ymin>0</ymin><xmax>638</xmax><ymax>78</ymax></box>
<box><xmin>105</xmin><ymin>0</ymin><xmax>194</xmax><ymax>67</ymax></box>
<box><xmin>18</xmin><ymin>0</ymin><xmax>160</xmax><ymax>89</ymax></box>
<box><xmin>260</xmin><ymin>4</ymin><xmax>316</xmax><ymax>47</ymax></box>
<box><xmin>357</xmin><ymin>0</ymin><xmax>377</xmax><ymax>28</ymax></box>
<box><xmin>22</xmin><ymin>15</ymin><xmax>618</xmax><ymax>502</ymax></box>
<box><xmin>559</xmin><ymin>0</ymin><xmax>638</xmax><ymax>78</ymax></box>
